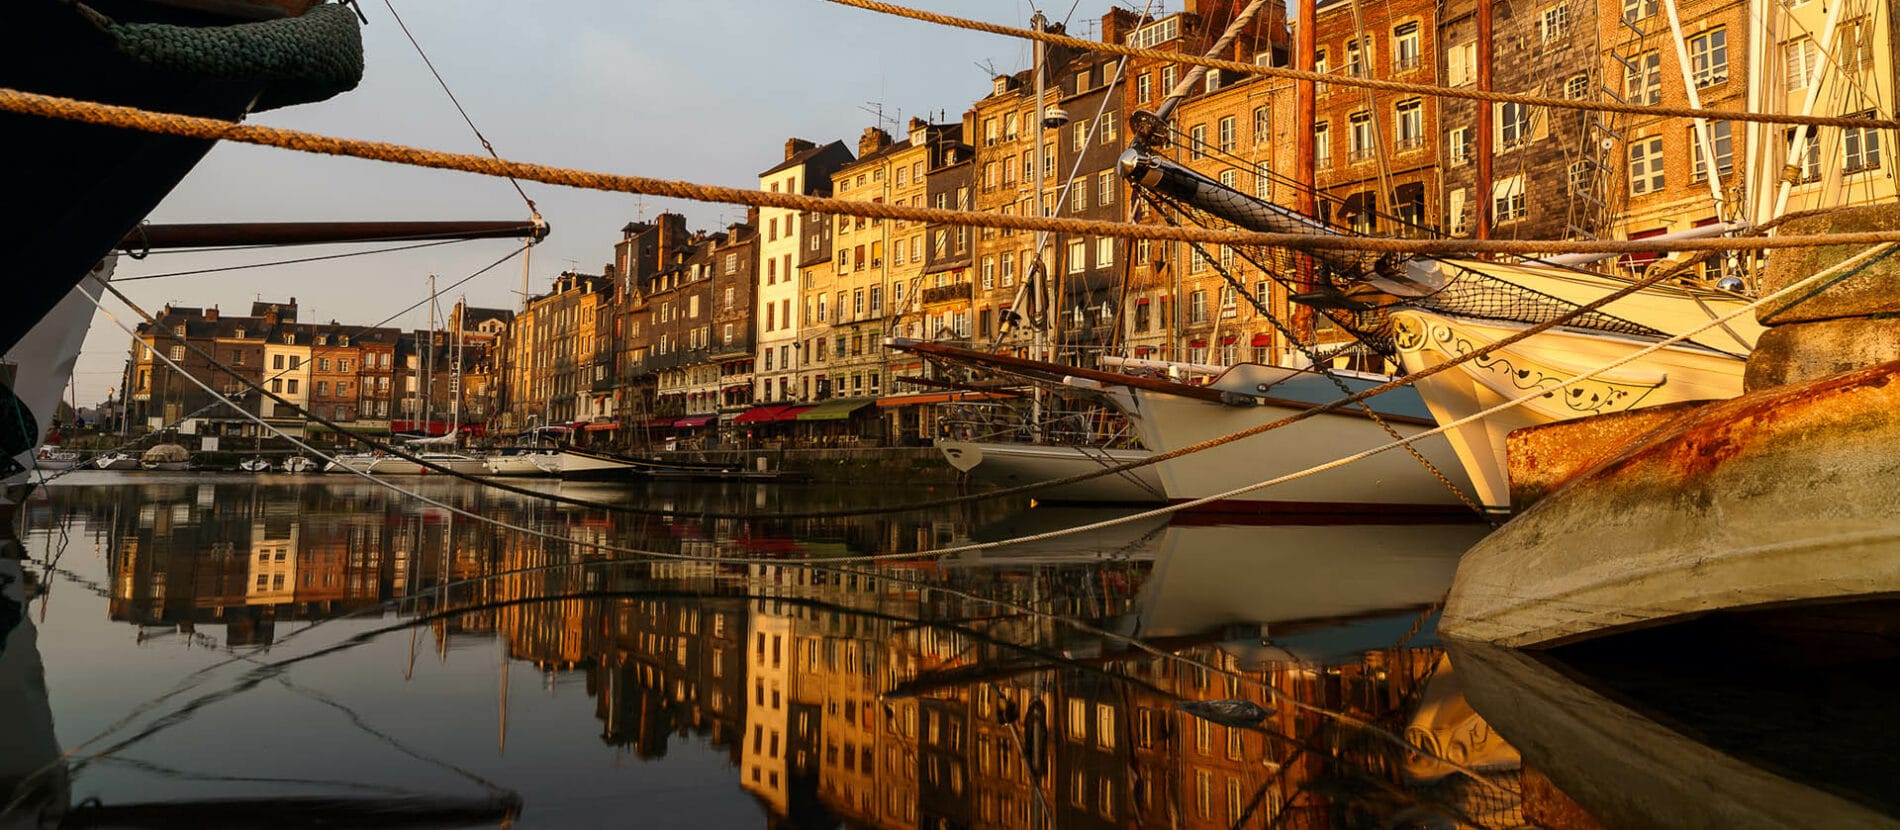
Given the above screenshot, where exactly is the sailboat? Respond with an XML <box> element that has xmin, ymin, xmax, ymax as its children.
<box><xmin>1118</xmin><ymin>148</ymin><xmax>1764</xmax><ymax>515</ymax></box>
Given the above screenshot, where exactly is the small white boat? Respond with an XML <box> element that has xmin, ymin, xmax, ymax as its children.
<box><xmin>93</xmin><ymin>451</ymin><xmax>139</xmax><ymax>471</ymax></box>
<box><xmin>32</xmin><ymin>447</ymin><xmax>82</xmax><ymax>471</ymax></box>
<box><xmin>237</xmin><ymin>457</ymin><xmax>272</xmax><ymax>473</ymax></box>
<box><xmin>553</xmin><ymin>447</ymin><xmax>638</xmax><ymax>481</ymax></box>
<box><xmin>483</xmin><ymin>451</ymin><xmax>558</xmax><ymax>477</ymax></box>
<box><xmin>280</xmin><ymin>456</ymin><xmax>318</xmax><ymax>474</ymax></box>
<box><xmin>138</xmin><ymin>443</ymin><xmax>191</xmax><ymax>471</ymax></box>
<box><xmin>938</xmin><ymin>440</ymin><xmax>1165</xmax><ymax>504</ymax></box>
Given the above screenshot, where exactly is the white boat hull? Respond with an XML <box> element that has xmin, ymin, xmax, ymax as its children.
<box><xmin>368</xmin><ymin>454</ymin><xmax>487</xmax><ymax>476</ymax></box>
<box><xmin>483</xmin><ymin>453</ymin><xmax>557</xmax><ymax>477</ymax></box>
<box><xmin>33</xmin><ymin>454</ymin><xmax>80</xmax><ymax>471</ymax></box>
<box><xmin>93</xmin><ymin>453</ymin><xmax>139</xmax><ymax>471</ymax></box>
<box><xmin>556</xmin><ymin>448</ymin><xmax>635</xmax><ymax>481</ymax></box>
<box><xmin>3</xmin><ymin>258</ymin><xmax>111</xmax><ymax>490</ymax></box>
<box><xmin>937</xmin><ymin>440</ymin><xmax>1165</xmax><ymax>504</ymax></box>
<box><xmin>1390</xmin><ymin>309</ymin><xmax>1750</xmax><ymax>512</ymax></box>
<box><xmin>1112</xmin><ymin>384</ymin><xmax>1477</xmax><ymax>516</ymax></box>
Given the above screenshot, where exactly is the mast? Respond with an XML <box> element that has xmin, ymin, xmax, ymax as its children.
<box><xmin>1032</xmin><ymin>10</ymin><xmax>1050</xmax><ymax>430</ymax></box>
<box><xmin>1662</xmin><ymin>0</ymin><xmax>1727</xmax><ymax>215</ymax></box>
<box><xmin>451</xmin><ymin>297</ymin><xmax>464</xmax><ymax>444</ymax></box>
<box><xmin>1475</xmin><ymin>0</ymin><xmax>1494</xmax><ymax>243</ymax></box>
<box><xmin>1295</xmin><ymin>0</ymin><xmax>1319</xmax><ymax>354</ymax></box>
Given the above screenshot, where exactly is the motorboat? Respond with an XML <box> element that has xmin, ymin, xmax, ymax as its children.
<box><xmin>280</xmin><ymin>456</ymin><xmax>319</xmax><ymax>473</ymax></box>
<box><xmin>323</xmin><ymin>452</ymin><xmax>379</xmax><ymax>474</ymax></box>
<box><xmin>138</xmin><ymin>443</ymin><xmax>191</xmax><ymax>471</ymax></box>
<box><xmin>93</xmin><ymin>452</ymin><xmax>139</xmax><ymax>471</ymax></box>
<box><xmin>31</xmin><ymin>448</ymin><xmax>82</xmax><ymax>472</ymax></box>
<box><xmin>237</xmin><ymin>457</ymin><xmax>272</xmax><ymax>473</ymax></box>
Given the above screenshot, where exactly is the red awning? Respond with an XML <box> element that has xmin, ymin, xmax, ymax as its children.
<box><xmin>733</xmin><ymin>405</ymin><xmax>791</xmax><ymax>424</ymax></box>
<box><xmin>1135</xmin><ymin>297</ymin><xmax>1151</xmax><ymax>305</ymax></box>
<box><xmin>644</xmin><ymin>416</ymin><xmax>676</xmax><ymax>428</ymax></box>
<box><xmin>1220</xmin><ymin>336</ymin><xmax>1238</xmax><ymax>345</ymax></box>
<box><xmin>584</xmin><ymin>421</ymin><xmax>617</xmax><ymax>432</ymax></box>
<box><xmin>1189</xmin><ymin>339</ymin><xmax>1208</xmax><ymax>348</ymax></box>
<box><xmin>674</xmin><ymin>415</ymin><xmax>715</xmax><ymax>428</ymax></box>
<box><xmin>772</xmin><ymin>406</ymin><xmax>815</xmax><ymax>422</ymax></box>
<box><xmin>1251</xmin><ymin>333</ymin><xmax>1272</xmax><ymax>346</ymax></box>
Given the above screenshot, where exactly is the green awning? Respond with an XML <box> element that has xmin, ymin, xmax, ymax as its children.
<box><xmin>795</xmin><ymin>397</ymin><xmax>875</xmax><ymax>421</ymax></box>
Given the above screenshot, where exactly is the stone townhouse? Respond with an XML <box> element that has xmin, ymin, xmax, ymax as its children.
<box><xmin>756</xmin><ymin>139</ymin><xmax>854</xmax><ymax>405</ymax></box>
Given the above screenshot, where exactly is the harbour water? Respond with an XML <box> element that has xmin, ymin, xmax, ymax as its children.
<box><xmin>1</xmin><ymin>475</ymin><xmax>1891</xmax><ymax>828</ymax></box>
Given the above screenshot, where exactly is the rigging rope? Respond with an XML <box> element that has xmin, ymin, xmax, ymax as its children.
<box><xmin>2</xmin><ymin>87</ymin><xmax>1895</xmax><ymax>255</ymax></box>
<box><xmin>818</xmin><ymin>0</ymin><xmax>1900</xmax><ymax>130</ymax></box>
<box><xmin>116</xmin><ymin>237</ymin><xmax>474</xmax><ymax>282</ymax></box>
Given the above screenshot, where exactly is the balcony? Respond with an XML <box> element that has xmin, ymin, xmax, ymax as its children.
<box><xmin>1348</xmin><ymin>147</ymin><xmax>1379</xmax><ymax>164</ymax></box>
<box><xmin>1393</xmin><ymin>54</ymin><xmax>1421</xmax><ymax>73</ymax></box>
<box><xmin>1394</xmin><ymin>135</ymin><xmax>1426</xmax><ymax>153</ymax></box>
<box><xmin>922</xmin><ymin>284</ymin><xmax>969</xmax><ymax>305</ymax></box>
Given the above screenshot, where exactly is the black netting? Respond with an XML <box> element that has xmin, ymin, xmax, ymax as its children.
<box><xmin>1411</xmin><ymin>261</ymin><xmax>1673</xmax><ymax>339</ymax></box>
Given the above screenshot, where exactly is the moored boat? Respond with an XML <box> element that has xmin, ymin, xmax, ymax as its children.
<box><xmin>93</xmin><ymin>451</ymin><xmax>139</xmax><ymax>471</ymax></box>
<box><xmin>280</xmin><ymin>456</ymin><xmax>318</xmax><ymax>474</ymax></box>
<box><xmin>138</xmin><ymin>443</ymin><xmax>191</xmax><ymax>471</ymax></box>
<box><xmin>938</xmin><ymin>440</ymin><xmax>1165</xmax><ymax>504</ymax></box>
<box><xmin>237</xmin><ymin>457</ymin><xmax>272</xmax><ymax>473</ymax></box>
<box><xmin>31</xmin><ymin>448</ymin><xmax>82</xmax><ymax>472</ymax></box>
<box><xmin>483</xmin><ymin>451</ymin><xmax>558</xmax><ymax>477</ymax></box>
<box><xmin>367</xmin><ymin>452</ymin><xmax>487</xmax><ymax>476</ymax></box>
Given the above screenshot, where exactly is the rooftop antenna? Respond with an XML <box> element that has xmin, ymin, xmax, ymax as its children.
<box><xmin>858</xmin><ymin>100</ymin><xmax>899</xmax><ymax>132</ymax></box>
<box><xmin>633</xmin><ymin>195</ymin><xmax>647</xmax><ymax>221</ymax></box>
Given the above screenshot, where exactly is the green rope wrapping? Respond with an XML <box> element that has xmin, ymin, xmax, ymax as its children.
<box><xmin>105</xmin><ymin>2</ymin><xmax>363</xmax><ymax>112</ymax></box>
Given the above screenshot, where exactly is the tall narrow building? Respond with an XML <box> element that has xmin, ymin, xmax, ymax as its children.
<box><xmin>756</xmin><ymin>139</ymin><xmax>854</xmax><ymax>404</ymax></box>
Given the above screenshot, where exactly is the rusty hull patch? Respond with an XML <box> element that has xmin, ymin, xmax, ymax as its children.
<box><xmin>1587</xmin><ymin>359</ymin><xmax>1900</xmax><ymax>485</ymax></box>
<box><xmin>1505</xmin><ymin>400</ymin><xmax>1713</xmax><ymax>511</ymax></box>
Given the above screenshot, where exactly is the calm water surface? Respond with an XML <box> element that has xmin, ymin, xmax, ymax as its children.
<box><xmin>1</xmin><ymin>473</ymin><xmax>1889</xmax><ymax>828</ymax></box>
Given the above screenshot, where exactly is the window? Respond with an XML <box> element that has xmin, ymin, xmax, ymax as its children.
<box><xmin>1219</xmin><ymin>169</ymin><xmax>1238</xmax><ymax>190</ymax></box>
<box><xmin>1393</xmin><ymin>22</ymin><xmax>1421</xmax><ymax>71</ymax></box>
<box><xmin>1068</xmin><ymin>239</ymin><xmax>1087</xmax><ymax>273</ymax></box>
<box><xmin>1161</xmin><ymin>64</ymin><xmax>1177</xmax><ymax>94</ymax></box>
<box><xmin>1449</xmin><ymin>126</ymin><xmax>1471</xmax><ymax>165</ymax></box>
<box><xmin>1189</xmin><ymin>290</ymin><xmax>1208</xmax><ymax>323</ymax></box>
<box><xmin>1539</xmin><ymin>3</ymin><xmax>1570</xmax><ymax>43</ymax></box>
<box><xmin>1204</xmin><ymin>69</ymin><xmax>1221</xmax><ymax>93</ymax></box>
<box><xmin>1218</xmin><ymin>116</ymin><xmax>1236</xmax><ymax>152</ymax></box>
<box><xmin>1845</xmin><ymin>112</ymin><xmax>1883</xmax><ymax>173</ymax></box>
<box><xmin>981</xmin><ymin>256</ymin><xmax>995</xmax><ymax>289</ymax></box>
<box><xmin>1314</xmin><ymin>121</ymin><xmax>1332</xmax><ymax>169</ymax></box>
<box><xmin>1446</xmin><ymin>41</ymin><xmax>1476</xmax><ymax>86</ymax></box>
<box><xmin>1348</xmin><ymin>112</ymin><xmax>1375</xmax><ymax>162</ymax></box>
<box><xmin>1568</xmin><ymin>160</ymin><xmax>1595</xmax><ymax>194</ymax></box>
<box><xmin>1690</xmin><ymin>121</ymin><xmax>1735</xmax><ymax>180</ymax></box>
<box><xmin>1499</xmin><ymin>102</ymin><xmax>1532</xmax><ymax>149</ymax></box>
<box><xmin>1784</xmin><ymin>38</ymin><xmax>1819</xmax><ymax>91</ymax></box>
<box><xmin>1345</xmin><ymin>37</ymin><xmax>1372</xmax><ymax>77</ymax></box>
<box><xmin>1070</xmin><ymin>178</ymin><xmax>1087</xmax><ymax>211</ymax></box>
<box><xmin>1253</xmin><ymin>105</ymin><xmax>1270</xmax><ymax>144</ymax></box>
<box><xmin>1565</xmin><ymin>73</ymin><xmax>1590</xmax><ymax>100</ymax></box>
<box><xmin>1189</xmin><ymin>124</ymin><xmax>1206</xmax><ymax>160</ymax></box>
<box><xmin>1098</xmin><ymin>112</ymin><xmax>1117</xmax><ymax>143</ymax></box>
<box><xmin>1098</xmin><ymin>170</ymin><xmax>1114</xmax><ymax>205</ymax></box>
<box><xmin>1626</xmin><ymin>51</ymin><xmax>1661</xmax><ymax>105</ymax></box>
<box><xmin>1097</xmin><ymin>705</ymin><xmax>1116</xmax><ymax>748</ymax></box>
<box><xmin>1136</xmin><ymin>72</ymin><xmax>1152</xmax><ymax>104</ymax></box>
<box><xmin>1314</xmin><ymin>49</ymin><xmax>1329</xmax><ymax>93</ymax></box>
<box><xmin>1629</xmin><ymin>136</ymin><xmax>1665</xmax><ymax>194</ymax></box>
<box><xmin>1097</xmin><ymin>236</ymin><xmax>1114</xmax><ymax>267</ymax></box>
<box><xmin>1623</xmin><ymin>0</ymin><xmax>1657</xmax><ymax>21</ymax></box>
<box><xmin>1072</xmin><ymin>122</ymin><xmax>1087</xmax><ymax>151</ymax></box>
<box><xmin>1690</xmin><ymin>28</ymin><xmax>1727</xmax><ymax>86</ymax></box>
<box><xmin>167</xmin><ymin>345</ymin><xmax>184</xmax><ymax>361</ymax></box>
<box><xmin>1449</xmin><ymin>187</ymin><xmax>1470</xmax><ymax>234</ymax></box>
<box><xmin>1785</xmin><ymin>126</ymin><xmax>1822</xmax><ymax>182</ymax></box>
<box><xmin>1493</xmin><ymin>174</ymin><xmax>1526</xmax><ymax>222</ymax></box>
<box><xmin>1395</xmin><ymin>99</ymin><xmax>1424</xmax><ymax>150</ymax></box>
<box><xmin>1067</xmin><ymin>699</ymin><xmax>1087</xmax><ymax>740</ymax></box>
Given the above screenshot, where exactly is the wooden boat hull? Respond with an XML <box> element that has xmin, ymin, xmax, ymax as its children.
<box><xmin>1111</xmin><ymin>384</ymin><xmax>1478</xmax><ymax>516</ymax></box>
<box><xmin>1441</xmin><ymin>360</ymin><xmax>1900</xmax><ymax>648</ymax></box>
<box><xmin>1391</xmin><ymin>309</ymin><xmax>1751</xmax><ymax>513</ymax></box>
<box><xmin>937</xmin><ymin>440</ymin><xmax>1165</xmax><ymax>504</ymax></box>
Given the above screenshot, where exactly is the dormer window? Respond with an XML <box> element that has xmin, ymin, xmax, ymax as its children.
<box><xmin>282</xmin><ymin>333</ymin><xmax>294</xmax><ymax>345</ymax></box>
<box><xmin>993</xmin><ymin>76</ymin><xmax>1009</xmax><ymax>96</ymax></box>
<box><xmin>339</xmin><ymin>335</ymin><xmax>349</xmax><ymax>346</ymax></box>
<box><xmin>234</xmin><ymin>328</ymin><xmax>245</xmax><ymax>338</ymax></box>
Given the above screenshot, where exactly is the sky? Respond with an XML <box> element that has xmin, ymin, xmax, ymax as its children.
<box><xmin>69</xmin><ymin>0</ymin><xmax>1161</xmax><ymax>405</ymax></box>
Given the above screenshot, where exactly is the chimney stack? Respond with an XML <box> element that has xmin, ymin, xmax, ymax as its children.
<box><xmin>784</xmin><ymin>137</ymin><xmax>816</xmax><ymax>161</ymax></box>
<box><xmin>858</xmin><ymin>126</ymin><xmax>894</xmax><ymax>157</ymax></box>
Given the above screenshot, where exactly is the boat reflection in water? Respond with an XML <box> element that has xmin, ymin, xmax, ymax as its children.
<box><xmin>1452</xmin><ymin>599</ymin><xmax>1900</xmax><ymax>830</ymax></box>
<box><xmin>16</xmin><ymin>478</ymin><xmax>1564</xmax><ymax>828</ymax></box>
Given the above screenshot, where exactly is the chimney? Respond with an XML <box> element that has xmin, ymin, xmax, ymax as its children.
<box><xmin>1101</xmin><ymin>7</ymin><xmax>1140</xmax><ymax>44</ymax></box>
<box><xmin>204</xmin><ymin>306</ymin><xmax>219</xmax><ymax>322</ymax></box>
<box><xmin>656</xmin><ymin>212</ymin><xmax>689</xmax><ymax>265</ymax></box>
<box><xmin>784</xmin><ymin>137</ymin><xmax>815</xmax><ymax>161</ymax></box>
<box><xmin>858</xmin><ymin>126</ymin><xmax>894</xmax><ymax>157</ymax></box>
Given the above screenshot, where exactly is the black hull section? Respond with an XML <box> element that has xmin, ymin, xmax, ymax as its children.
<box><xmin>0</xmin><ymin>2</ymin><xmax>276</xmax><ymax>353</ymax></box>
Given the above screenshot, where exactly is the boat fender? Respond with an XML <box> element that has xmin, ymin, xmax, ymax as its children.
<box><xmin>1218</xmin><ymin>391</ymin><xmax>1259</xmax><ymax>407</ymax></box>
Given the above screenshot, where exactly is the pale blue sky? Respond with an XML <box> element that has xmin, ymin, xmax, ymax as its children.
<box><xmin>74</xmin><ymin>0</ymin><xmax>1159</xmax><ymax>404</ymax></box>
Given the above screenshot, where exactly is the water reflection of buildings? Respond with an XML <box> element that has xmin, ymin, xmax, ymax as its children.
<box><xmin>84</xmin><ymin>482</ymin><xmax>1527</xmax><ymax>828</ymax></box>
